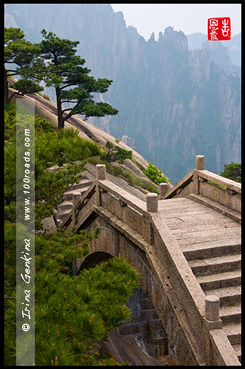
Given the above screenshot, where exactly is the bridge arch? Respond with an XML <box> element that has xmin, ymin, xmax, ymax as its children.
<box><xmin>76</xmin><ymin>242</ymin><xmax>169</xmax><ymax>360</ymax></box>
<box><xmin>78</xmin><ymin>251</ymin><xmax>112</xmax><ymax>272</ymax></box>
<box><xmin>63</xmin><ymin>162</ymin><xmax>241</xmax><ymax>366</ymax></box>
<box><xmin>72</xmin><ymin>215</ymin><xmax>186</xmax><ymax>364</ymax></box>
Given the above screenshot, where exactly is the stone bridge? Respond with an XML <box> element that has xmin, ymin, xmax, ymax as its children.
<box><xmin>60</xmin><ymin>156</ymin><xmax>241</xmax><ymax>366</ymax></box>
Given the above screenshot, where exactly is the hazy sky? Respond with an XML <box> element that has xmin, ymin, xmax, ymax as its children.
<box><xmin>111</xmin><ymin>3</ymin><xmax>241</xmax><ymax>40</ymax></box>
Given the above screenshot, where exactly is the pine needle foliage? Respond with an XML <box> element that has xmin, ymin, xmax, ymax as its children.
<box><xmin>4</xmin><ymin>103</ymin><xmax>141</xmax><ymax>366</ymax></box>
<box><xmin>4</xmin><ymin>103</ymin><xmax>101</xmax><ymax>228</ymax></box>
<box><xmin>4</xmin><ymin>27</ymin><xmax>43</xmax><ymax>104</ymax></box>
<box><xmin>220</xmin><ymin>162</ymin><xmax>241</xmax><ymax>183</ymax></box>
<box><xmin>102</xmin><ymin>141</ymin><xmax>132</xmax><ymax>164</ymax></box>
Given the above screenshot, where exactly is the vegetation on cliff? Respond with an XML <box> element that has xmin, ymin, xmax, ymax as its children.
<box><xmin>4</xmin><ymin>103</ymin><xmax>140</xmax><ymax>366</ymax></box>
<box><xmin>4</xmin><ymin>27</ymin><xmax>118</xmax><ymax>129</ymax></box>
<box><xmin>220</xmin><ymin>162</ymin><xmax>241</xmax><ymax>183</ymax></box>
<box><xmin>4</xmin><ymin>5</ymin><xmax>241</xmax><ymax>183</ymax></box>
<box><xmin>143</xmin><ymin>162</ymin><xmax>170</xmax><ymax>185</ymax></box>
<box><xmin>4</xmin><ymin>27</ymin><xmax>43</xmax><ymax>104</ymax></box>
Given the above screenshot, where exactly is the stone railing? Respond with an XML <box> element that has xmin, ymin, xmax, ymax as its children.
<box><xmin>161</xmin><ymin>155</ymin><xmax>241</xmax><ymax>218</ymax></box>
<box><xmin>60</xmin><ymin>162</ymin><xmax>241</xmax><ymax>366</ymax></box>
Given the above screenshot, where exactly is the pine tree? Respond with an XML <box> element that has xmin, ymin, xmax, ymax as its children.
<box><xmin>4</xmin><ymin>104</ymin><xmax>140</xmax><ymax>366</ymax></box>
<box><xmin>4</xmin><ymin>27</ymin><xmax>43</xmax><ymax>104</ymax></box>
<box><xmin>30</xmin><ymin>29</ymin><xmax>118</xmax><ymax>129</ymax></box>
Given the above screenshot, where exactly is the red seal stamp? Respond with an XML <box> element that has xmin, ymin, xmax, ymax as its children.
<box><xmin>208</xmin><ymin>17</ymin><xmax>231</xmax><ymax>41</ymax></box>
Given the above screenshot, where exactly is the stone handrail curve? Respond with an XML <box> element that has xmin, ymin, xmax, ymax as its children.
<box><xmin>196</xmin><ymin>169</ymin><xmax>241</xmax><ymax>193</ymax></box>
<box><xmin>163</xmin><ymin>156</ymin><xmax>241</xmax><ymax>218</ymax></box>
<box><xmin>59</xmin><ymin>163</ymin><xmax>240</xmax><ymax>365</ymax></box>
<box><xmin>165</xmin><ymin>169</ymin><xmax>241</xmax><ymax>198</ymax></box>
<box><xmin>96</xmin><ymin>175</ymin><xmax>241</xmax><ymax>365</ymax></box>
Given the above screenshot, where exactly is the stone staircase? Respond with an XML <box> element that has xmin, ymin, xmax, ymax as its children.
<box><xmin>188</xmin><ymin>254</ymin><xmax>241</xmax><ymax>362</ymax></box>
<box><xmin>55</xmin><ymin>178</ymin><xmax>93</xmax><ymax>225</ymax></box>
<box><xmin>158</xmin><ymin>197</ymin><xmax>242</xmax><ymax>363</ymax></box>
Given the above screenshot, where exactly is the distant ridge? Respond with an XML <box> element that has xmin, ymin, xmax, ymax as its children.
<box><xmin>5</xmin><ymin>4</ymin><xmax>241</xmax><ymax>183</ymax></box>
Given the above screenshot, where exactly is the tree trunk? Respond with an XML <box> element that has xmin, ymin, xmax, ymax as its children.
<box><xmin>56</xmin><ymin>87</ymin><xmax>64</xmax><ymax>129</ymax></box>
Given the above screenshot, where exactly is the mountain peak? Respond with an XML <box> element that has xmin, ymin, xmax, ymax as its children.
<box><xmin>158</xmin><ymin>26</ymin><xmax>188</xmax><ymax>51</ymax></box>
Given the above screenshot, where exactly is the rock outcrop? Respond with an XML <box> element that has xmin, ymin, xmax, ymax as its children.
<box><xmin>5</xmin><ymin>4</ymin><xmax>241</xmax><ymax>183</ymax></box>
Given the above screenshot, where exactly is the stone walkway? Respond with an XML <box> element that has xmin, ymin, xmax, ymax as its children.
<box><xmin>54</xmin><ymin>163</ymin><xmax>241</xmax><ymax>364</ymax></box>
<box><xmin>158</xmin><ymin>196</ymin><xmax>241</xmax><ymax>363</ymax></box>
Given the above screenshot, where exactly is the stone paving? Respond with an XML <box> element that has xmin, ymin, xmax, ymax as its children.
<box><xmin>53</xmin><ymin>161</ymin><xmax>241</xmax><ymax>365</ymax></box>
<box><xmin>158</xmin><ymin>196</ymin><xmax>241</xmax><ymax>363</ymax></box>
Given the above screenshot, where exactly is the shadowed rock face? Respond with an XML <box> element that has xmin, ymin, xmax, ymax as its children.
<box><xmin>95</xmin><ymin>330</ymin><xmax>165</xmax><ymax>366</ymax></box>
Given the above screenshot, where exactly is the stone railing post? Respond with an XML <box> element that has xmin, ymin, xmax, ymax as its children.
<box><xmin>146</xmin><ymin>193</ymin><xmax>158</xmax><ymax>212</ymax></box>
<box><xmin>194</xmin><ymin>155</ymin><xmax>205</xmax><ymax>195</ymax></box>
<box><xmin>96</xmin><ymin>164</ymin><xmax>106</xmax><ymax>206</ymax></box>
<box><xmin>205</xmin><ymin>295</ymin><xmax>220</xmax><ymax>321</ymax></box>
<box><xmin>159</xmin><ymin>183</ymin><xmax>169</xmax><ymax>199</ymax></box>
<box><xmin>196</xmin><ymin>155</ymin><xmax>205</xmax><ymax>170</ymax></box>
<box><xmin>146</xmin><ymin>193</ymin><xmax>158</xmax><ymax>245</ymax></box>
<box><xmin>72</xmin><ymin>192</ymin><xmax>81</xmax><ymax>205</ymax></box>
<box><xmin>96</xmin><ymin>164</ymin><xmax>107</xmax><ymax>180</ymax></box>
<box><xmin>71</xmin><ymin>192</ymin><xmax>81</xmax><ymax>226</ymax></box>
<box><xmin>203</xmin><ymin>295</ymin><xmax>222</xmax><ymax>365</ymax></box>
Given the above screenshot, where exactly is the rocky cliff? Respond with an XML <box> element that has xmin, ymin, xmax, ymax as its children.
<box><xmin>4</xmin><ymin>3</ymin><xmax>241</xmax><ymax>183</ymax></box>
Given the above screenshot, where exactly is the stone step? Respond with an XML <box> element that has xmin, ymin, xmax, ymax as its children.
<box><xmin>171</xmin><ymin>222</ymin><xmax>239</xmax><ymax>236</ymax></box>
<box><xmin>56</xmin><ymin>209</ymin><xmax>72</xmax><ymax>221</ymax></box>
<box><xmin>204</xmin><ymin>285</ymin><xmax>241</xmax><ymax>306</ymax></box>
<box><xmin>176</xmin><ymin>227</ymin><xmax>241</xmax><ymax>246</ymax></box>
<box><xmin>159</xmin><ymin>198</ymin><xmax>193</xmax><ymax>206</ymax></box>
<box><xmin>196</xmin><ymin>269</ymin><xmax>241</xmax><ymax>290</ymax></box>
<box><xmin>187</xmin><ymin>194</ymin><xmax>241</xmax><ymax>223</ymax></box>
<box><xmin>64</xmin><ymin>186</ymin><xmax>90</xmax><ymax>201</ymax></box>
<box><xmin>188</xmin><ymin>253</ymin><xmax>241</xmax><ymax>276</ymax></box>
<box><xmin>182</xmin><ymin>242</ymin><xmax>241</xmax><ymax>260</ymax></box>
<box><xmin>68</xmin><ymin>179</ymin><xmax>92</xmax><ymax>191</ymax></box>
<box><xmin>222</xmin><ymin>323</ymin><xmax>241</xmax><ymax>345</ymax></box>
<box><xmin>57</xmin><ymin>200</ymin><xmax>73</xmax><ymax>212</ymax></box>
<box><xmin>165</xmin><ymin>215</ymin><xmax>237</xmax><ymax>230</ymax></box>
<box><xmin>178</xmin><ymin>237</ymin><xmax>241</xmax><ymax>249</ymax></box>
<box><xmin>219</xmin><ymin>303</ymin><xmax>241</xmax><ymax>325</ymax></box>
<box><xmin>232</xmin><ymin>344</ymin><xmax>241</xmax><ymax>362</ymax></box>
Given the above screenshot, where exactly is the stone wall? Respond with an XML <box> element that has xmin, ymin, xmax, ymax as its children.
<box><xmin>119</xmin><ymin>288</ymin><xmax>168</xmax><ymax>358</ymax></box>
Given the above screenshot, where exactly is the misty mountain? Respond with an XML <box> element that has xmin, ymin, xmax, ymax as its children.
<box><xmin>187</xmin><ymin>32</ymin><xmax>241</xmax><ymax>73</ymax></box>
<box><xmin>4</xmin><ymin>4</ymin><xmax>241</xmax><ymax>183</ymax></box>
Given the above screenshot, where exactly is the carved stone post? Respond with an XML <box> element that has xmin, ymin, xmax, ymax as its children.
<box><xmin>203</xmin><ymin>295</ymin><xmax>222</xmax><ymax>365</ymax></box>
<box><xmin>205</xmin><ymin>295</ymin><xmax>220</xmax><ymax>321</ymax></box>
<box><xmin>72</xmin><ymin>192</ymin><xmax>81</xmax><ymax>205</ymax></box>
<box><xmin>194</xmin><ymin>155</ymin><xmax>205</xmax><ymax>195</ymax></box>
<box><xmin>196</xmin><ymin>155</ymin><xmax>205</xmax><ymax>170</ymax></box>
<box><xmin>146</xmin><ymin>193</ymin><xmax>158</xmax><ymax>212</ymax></box>
<box><xmin>71</xmin><ymin>192</ymin><xmax>81</xmax><ymax>226</ymax></box>
<box><xmin>96</xmin><ymin>164</ymin><xmax>106</xmax><ymax>206</ymax></box>
<box><xmin>96</xmin><ymin>164</ymin><xmax>106</xmax><ymax>180</ymax></box>
<box><xmin>160</xmin><ymin>183</ymin><xmax>169</xmax><ymax>199</ymax></box>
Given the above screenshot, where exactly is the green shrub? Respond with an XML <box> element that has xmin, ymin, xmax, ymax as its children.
<box><xmin>4</xmin><ymin>103</ymin><xmax>141</xmax><ymax>366</ymax></box>
<box><xmin>143</xmin><ymin>162</ymin><xmax>169</xmax><ymax>185</ymax></box>
<box><xmin>102</xmin><ymin>141</ymin><xmax>132</xmax><ymax>163</ymax></box>
<box><xmin>220</xmin><ymin>162</ymin><xmax>241</xmax><ymax>183</ymax></box>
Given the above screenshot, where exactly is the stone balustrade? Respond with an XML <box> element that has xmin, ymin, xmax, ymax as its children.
<box><xmin>60</xmin><ymin>160</ymin><xmax>241</xmax><ymax>366</ymax></box>
<box><xmin>164</xmin><ymin>155</ymin><xmax>241</xmax><ymax>216</ymax></box>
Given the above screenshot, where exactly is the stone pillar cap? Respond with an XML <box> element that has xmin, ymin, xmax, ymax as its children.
<box><xmin>196</xmin><ymin>155</ymin><xmax>205</xmax><ymax>170</ymax></box>
<box><xmin>205</xmin><ymin>294</ymin><xmax>220</xmax><ymax>321</ymax></box>
<box><xmin>146</xmin><ymin>193</ymin><xmax>158</xmax><ymax>197</ymax></box>
<box><xmin>146</xmin><ymin>192</ymin><xmax>158</xmax><ymax>212</ymax></box>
